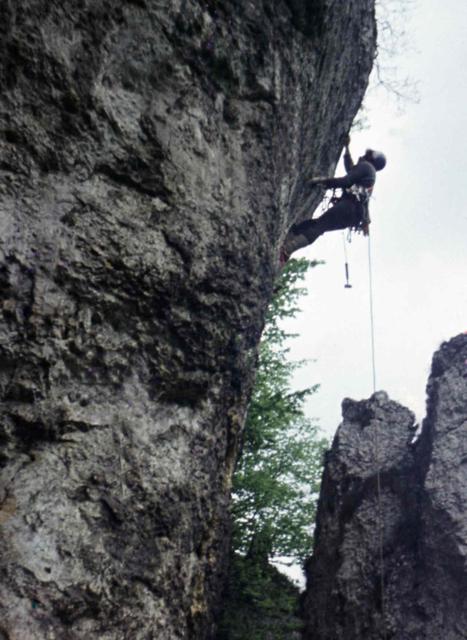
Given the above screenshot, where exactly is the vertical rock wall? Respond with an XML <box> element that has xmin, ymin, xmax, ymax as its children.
<box><xmin>0</xmin><ymin>1</ymin><xmax>376</xmax><ymax>638</ymax></box>
<box><xmin>303</xmin><ymin>334</ymin><xmax>467</xmax><ymax>640</ymax></box>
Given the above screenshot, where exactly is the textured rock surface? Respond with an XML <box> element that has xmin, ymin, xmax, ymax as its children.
<box><xmin>303</xmin><ymin>334</ymin><xmax>467</xmax><ymax>640</ymax></box>
<box><xmin>0</xmin><ymin>1</ymin><xmax>375</xmax><ymax>638</ymax></box>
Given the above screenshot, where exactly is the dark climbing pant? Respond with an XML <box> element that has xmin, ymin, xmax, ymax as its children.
<box><xmin>292</xmin><ymin>195</ymin><xmax>363</xmax><ymax>243</ymax></box>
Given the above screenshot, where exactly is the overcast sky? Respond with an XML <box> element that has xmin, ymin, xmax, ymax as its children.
<box><xmin>283</xmin><ymin>0</ymin><xmax>467</xmax><ymax>438</ymax></box>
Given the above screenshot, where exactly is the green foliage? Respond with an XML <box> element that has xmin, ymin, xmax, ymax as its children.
<box><xmin>217</xmin><ymin>553</ymin><xmax>302</xmax><ymax>640</ymax></box>
<box><xmin>231</xmin><ymin>258</ymin><xmax>328</xmax><ymax>564</ymax></box>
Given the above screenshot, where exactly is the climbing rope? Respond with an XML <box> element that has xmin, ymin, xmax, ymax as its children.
<box><xmin>367</xmin><ymin>234</ymin><xmax>377</xmax><ymax>393</ymax></box>
<box><xmin>375</xmin><ymin>457</ymin><xmax>387</xmax><ymax>639</ymax></box>
<box><xmin>367</xmin><ymin>233</ymin><xmax>387</xmax><ymax>639</ymax></box>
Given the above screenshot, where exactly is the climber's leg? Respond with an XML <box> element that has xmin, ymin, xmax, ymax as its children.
<box><xmin>281</xmin><ymin>197</ymin><xmax>361</xmax><ymax>263</ymax></box>
<box><xmin>282</xmin><ymin>229</ymin><xmax>310</xmax><ymax>257</ymax></box>
<box><xmin>311</xmin><ymin>197</ymin><xmax>360</xmax><ymax>232</ymax></box>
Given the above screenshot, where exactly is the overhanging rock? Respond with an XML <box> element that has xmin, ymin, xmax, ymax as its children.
<box><xmin>0</xmin><ymin>1</ymin><xmax>376</xmax><ymax>637</ymax></box>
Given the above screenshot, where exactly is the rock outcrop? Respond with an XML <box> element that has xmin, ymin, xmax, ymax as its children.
<box><xmin>303</xmin><ymin>334</ymin><xmax>467</xmax><ymax>640</ymax></box>
<box><xmin>0</xmin><ymin>1</ymin><xmax>376</xmax><ymax>638</ymax></box>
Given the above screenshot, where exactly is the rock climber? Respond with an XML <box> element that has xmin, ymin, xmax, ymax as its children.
<box><xmin>281</xmin><ymin>137</ymin><xmax>386</xmax><ymax>262</ymax></box>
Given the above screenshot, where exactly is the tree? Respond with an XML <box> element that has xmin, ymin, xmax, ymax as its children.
<box><xmin>231</xmin><ymin>258</ymin><xmax>328</xmax><ymax>564</ymax></box>
<box><xmin>374</xmin><ymin>0</ymin><xmax>418</xmax><ymax>105</ymax></box>
<box><xmin>353</xmin><ymin>0</ymin><xmax>418</xmax><ymax>130</ymax></box>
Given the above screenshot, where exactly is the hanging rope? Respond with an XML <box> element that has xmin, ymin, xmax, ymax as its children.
<box><xmin>375</xmin><ymin>454</ymin><xmax>387</xmax><ymax>639</ymax></box>
<box><xmin>367</xmin><ymin>233</ymin><xmax>387</xmax><ymax>639</ymax></box>
<box><xmin>367</xmin><ymin>234</ymin><xmax>377</xmax><ymax>392</ymax></box>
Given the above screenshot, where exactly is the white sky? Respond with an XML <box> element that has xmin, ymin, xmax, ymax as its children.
<box><xmin>283</xmin><ymin>0</ymin><xmax>467</xmax><ymax>438</ymax></box>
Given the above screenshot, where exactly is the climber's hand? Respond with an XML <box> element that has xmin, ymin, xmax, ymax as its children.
<box><xmin>343</xmin><ymin>133</ymin><xmax>351</xmax><ymax>147</ymax></box>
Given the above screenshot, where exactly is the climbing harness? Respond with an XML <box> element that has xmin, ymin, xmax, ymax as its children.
<box><xmin>341</xmin><ymin>180</ymin><xmax>374</xmax><ymax>287</ymax></box>
<box><xmin>332</xmin><ymin>184</ymin><xmax>373</xmax><ymax>236</ymax></box>
<box><xmin>349</xmin><ymin>184</ymin><xmax>372</xmax><ymax>235</ymax></box>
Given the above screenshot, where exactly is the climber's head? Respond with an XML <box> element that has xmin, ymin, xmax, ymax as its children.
<box><xmin>364</xmin><ymin>149</ymin><xmax>387</xmax><ymax>171</ymax></box>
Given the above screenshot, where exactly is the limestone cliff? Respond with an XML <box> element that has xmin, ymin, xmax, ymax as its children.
<box><xmin>0</xmin><ymin>1</ymin><xmax>376</xmax><ymax>638</ymax></box>
<box><xmin>303</xmin><ymin>334</ymin><xmax>467</xmax><ymax>640</ymax></box>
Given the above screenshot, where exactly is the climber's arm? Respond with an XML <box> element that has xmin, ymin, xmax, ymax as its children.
<box><xmin>343</xmin><ymin>146</ymin><xmax>354</xmax><ymax>172</ymax></box>
<box><xmin>320</xmin><ymin>174</ymin><xmax>353</xmax><ymax>189</ymax></box>
<box><xmin>311</xmin><ymin>162</ymin><xmax>373</xmax><ymax>189</ymax></box>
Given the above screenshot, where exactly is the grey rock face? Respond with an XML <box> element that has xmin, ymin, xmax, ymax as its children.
<box><xmin>0</xmin><ymin>1</ymin><xmax>375</xmax><ymax>638</ymax></box>
<box><xmin>303</xmin><ymin>334</ymin><xmax>467</xmax><ymax>640</ymax></box>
